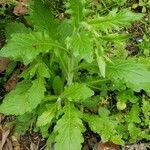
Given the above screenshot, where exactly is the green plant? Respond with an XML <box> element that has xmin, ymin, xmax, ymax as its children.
<box><xmin>0</xmin><ymin>0</ymin><xmax>150</xmax><ymax>149</ymax></box>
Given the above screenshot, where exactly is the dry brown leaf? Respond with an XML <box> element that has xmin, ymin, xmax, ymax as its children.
<box><xmin>13</xmin><ymin>145</ymin><xmax>21</xmax><ymax>150</ymax></box>
<box><xmin>13</xmin><ymin>0</ymin><xmax>28</xmax><ymax>16</ymax></box>
<box><xmin>4</xmin><ymin>65</ymin><xmax>26</xmax><ymax>92</ymax></box>
<box><xmin>97</xmin><ymin>141</ymin><xmax>121</xmax><ymax>150</ymax></box>
<box><xmin>4</xmin><ymin>68</ymin><xmax>20</xmax><ymax>92</ymax></box>
<box><xmin>2</xmin><ymin>129</ymin><xmax>10</xmax><ymax>148</ymax></box>
<box><xmin>123</xmin><ymin>143</ymin><xmax>150</xmax><ymax>150</ymax></box>
<box><xmin>0</xmin><ymin>0</ymin><xmax>8</xmax><ymax>7</ymax></box>
<box><xmin>0</xmin><ymin>57</ymin><xmax>10</xmax><ymax>73</ymax></box>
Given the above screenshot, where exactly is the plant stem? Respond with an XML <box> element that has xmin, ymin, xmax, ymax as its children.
<box><xmin>67</xmin><ymin>53</ymin><xmax>74</xmax><ymax>86</ymax></box>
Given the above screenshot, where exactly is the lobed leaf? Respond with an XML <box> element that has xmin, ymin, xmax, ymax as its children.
<box><xmin>0</xmin><ymin>78</ymin><xmax>46</xmax><ymax>115</ymax></box>
<box><xmin>61</xmin><ymin>83</ymin><xmax>94</xmax><ymax>101</ymax></box>
<box><xmin>29</xmin><ymin>0</ymin><xmax>58</xmax><ymax>37</ymax></box>
<box><xmin>68</xmin><ymin>31</ymin><xmax>93</xmax><ymax>63</ymax></box>
<box><xmin>88</xmin><ymin>10</ymin><xmax>144</xmax><ymax>32</ymax></box>
<box><xmin>54</xmin><ymin>102</ymin><xmax>85</xmax><ymax>150</ymax></box>
<box><xmin>107</xmin><ymin>59</ymin><xmax>150</xmax><ymax>92</ymax></box>
<box><xmin>0</xmin><ymin>32</ymin><xmax>59</xmax><ymax>65</ymax></box>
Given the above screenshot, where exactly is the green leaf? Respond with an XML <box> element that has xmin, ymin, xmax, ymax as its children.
<box><xmin>111</xmin><ymin>135</ymin><xmax>125</xmax><ymax>146</ymax></box>
<box><xmin>142</xmin><ymin>98</ymin><xmax>150</xmax><ymax>125</ymax></box>
<box><xmin>128</xmin><ymin>123</ymin><xmax>143</xmax><ymax>142</ymax></box>
<box><xmin>53</xmin><ymin>76</ymin><xmax>63</xmax><ymax>95</ymax></box>
<box><xmin>0</xmin><ymin>78</ymin><xmax>46</xmax><ymax>115</ymax></box>
<box><xmin>13</xmin><ymin>112</ymin><xmax>36</xmax><ymax>136</ymax></box>
<box><xmin>37</xmin><ymin>103</ymin><xmax>57</xmax><ymax>127</ymax></box>
<box><xmin>0</xmin><ymin>32</ymin><xmax>54</xmax><ymax>65</ymax></box>
<box><xmin>57</xmin><ymin>20</ymin><xmax>73</xmax><ymax>42</ymax></box>
<box><xmin>101</xmin><ymin>34</ymin><xmax>131</xmax><ymax>42</ymax></box>
<box><xmin>67</xmin><ymin>0</ymin><xmax>84</xmax><ymax>27</ymax></box>
<box><xmin>96</xmin><ymin>55</ymin><xmax>106</xmax><ymax>78</ymax></box>
<box><xmin>21</xmin><ymin>60</ymin><xmax>50</xmax><ymax>79</ymax></box>
<box><xmin>61</xmin><ymin>83</ymin><xmax>94</xmax><ymax>101</ymax></box>
<box><xmin>88</xmin><ymin>9</ymin><xmax>144</xmax><ymax>32</ymax></box>
<box><xmin>126</xmin><ymin>104</ymin><xmax>141</xmax><ymax>123</ymax></box>
<box><xmin>45</xmin><ymin>132</ymin><xmax>57</xmax><ymax>150</ymax></box>
<box><xmin>29</xmin><ymin>0</ymin><xmax>58</xmax><ymax>37</ymax></box>
<box><xmin>54</xmin><ymin>102</ymin><xmax>85</xmax><ymax>150</ymax></box>
<box><xmin>68</xmin><ymin>31</ymin><xmax>93</xmax><ymax>62</ymax></box>
<box><xmin>83</xmin><ymin>114</ymin><xmax>118</xmax><ymax>142</ymax></box>
<box><xmin>107</xmin><ymin>59</ymin><xmax>150</xmax><ymax>92</ymax></box>
<box><xmin>5</xmin><ymin>22</ymin><xmax>30</xmax><ymax>39</ymax></box>
<box><xmin>98</xmin><ymin>107</ymin><xmax>110</xmax><ymax>117</ymax></box>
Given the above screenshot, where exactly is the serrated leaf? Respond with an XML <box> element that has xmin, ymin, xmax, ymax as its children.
<box><xmin>13</xmin><ymin>112</ymin><xmax>36</xmax><ymax>136</ymax></box>
<box><xmin>128</xmin><ymin>123</ymin><xmax>143</xmax><ymax>142</ymax></box>
<box><xmin>37</xmin><ymin>103</ymin><xmax>57</xmax><ymax>127</ymax></box>
<box><xmin>37</xmin><ymin>61</ymin><xmax>51</xmax><ymax>78</ymax></box>
<box><xmin>57</xmin><ymin>20</ymin><xmax>73</xmax><ymax>42</ymax></box>
<box><xmin>142</xmin><ymin>99</ymin><xmax>150</xmax><ymax>124</ymax></box>
<box><xmin>107</xmin><ymin>59</ymin><xmax>150</xmax><ymax>92</ymax></box>
<box><xmin>45</xmin><ymin>132</ymin><xmax>57</xmax><ymax>150</ymax></box>
<box><xmin>126</xmin><ymin>104</ymin><xmax>141</xmax><ymax>123</ymax></box>
<box><xmin>0</xmin><ymin>32</ymin><xmax>54</xmax><ymax>65</ymax></box>
<box><xmin>83</xmin><ymin>114</ymin><xmax>118</xmax><ymax>142</ymax></box>
<box><xmin>68</xmin><ymin>31</ymin><xmax>93</xmax><ymax>62</ymax></box>
<box><xmin>61</xmin><ymin>83</ymin><xmax>94</xmax><ymax>101</ymax></box>
<box><xmin>29</xmin><ymin>0</ymin><xmax>58</xmax><ymax>37</ymax></box>
<box><xmin>26</xmin><ymin>78</ymin><xmax>46</xmax><ymax>108</ymax></box>
<box><xmin>88</xmin><ymin>9</ymin><xmax>144</xmax><ymax>32</ymax></box>
<box><xmin>6</xmin><ymin>22</ymin><xmax>30</xmax><ymax>39</ymax></box>
<box><xmin>21</xmin><ymin>60</ymin><xmax>50</xmax><ymax>79</ymax></box>
<box><xmin>67</xmin><ymin>0</ymin><xmax>84</xmax><ymax>27</ymax></box>
<box><xmin>0</xmin><ymin>78</ymin><xmax>46</xmax><ymax>115</ymax></box>
<box><xmin>54</xmin><ymin>102</ymin><xmax>85</xmax><ymax>150</ymax></box>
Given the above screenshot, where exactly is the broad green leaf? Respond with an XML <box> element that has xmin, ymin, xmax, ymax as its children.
<box><xmin>68</xmin><ymin>31</ymin><xmax>93</xmax><ymax>62</ymax></box>
<box><xmin>61</xmin><ymin>83</ymin><xmax>94</xmax><ymax>101</ymax></box>
<box><xmin>57</xmin><ymin>20</ymin><xmax>73</xmax><ymax>42</ymax></box>
<box><xmin>54</xmin><ymin>102</ymin><xmax>85</xmax><ymax>150</ymax></box>
<box><xmin>0</xmin><ymin>32</ymin><xmax>58</xmax><ymax>65</ymax></box>
<box><xmin>88</xmin><ymin>9</ymin><xmax>144</xmax><ymax>32</ymax></box>
<box><xmin>29</xmin><ymin>0</ymin><xmax>58</xmax><ymax>37</ymax></box>
<box><xmin>21</xmin><ymin>60</ymin><xmax>50</xmax><ymax>79</ymax></box>
<box><xmin>45</xmin><ymin>132</ymin><xmax>57</xmax><ymax>150</ymax></box>
<box><xmin>67</xmin><ymin>0</ymin><xmax>84</xmax><ymax>27</ymax></box>
<box><xmin>0</xmin><ymin>78</ymin><xmax>46</xmax><ymax>115</ymax></box>
<box><xmin>6</xmin><ymin>22</ymin><xmax>30</xmax><ymax>39</ymax></box>
<box><xmin>107</xmin><ymin>59</ymin><xmax>150</xmax><ymax>92</ymax></box>
<box><xmin>126</xmin><ymin>104</ymin><xmax>141</xmax><ymax>123</ymax></box>
<box><xmin>37</xmin><ymin>104</ymin><xmax>57</xmax><ymax>127</ymax></box>
<box><xmin>39</xmin><ymin>124</ymin><xmax>51</xmax><ymax>138</ymax></box>
<box><xmin>37</xmin><ymin>61</ymin><xmax>51</xmax><ymax>78</ymax></box>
